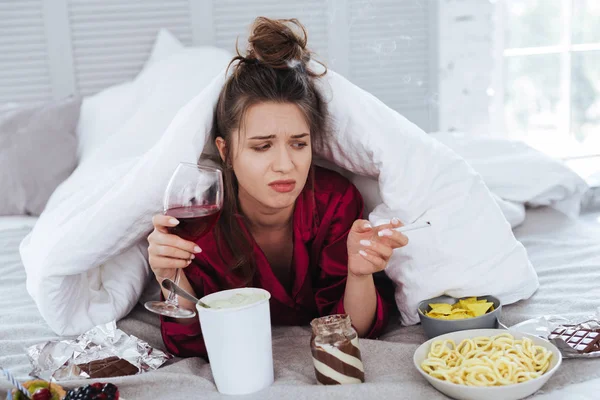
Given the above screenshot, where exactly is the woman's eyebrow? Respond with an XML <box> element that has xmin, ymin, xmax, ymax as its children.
<box><xmin>248</xmin><ymin>133</ymin><xmax>310</xmax><ymax>140</ymax></box>
<box><xmin>248</xmin><ymin>135</ymin><xmax>276</xmax><ymax>140</ymax></box>
<box><xmin>291</xmin><ymin>133</ymin><xmax>310</xmax><ymax>139</ymax></box>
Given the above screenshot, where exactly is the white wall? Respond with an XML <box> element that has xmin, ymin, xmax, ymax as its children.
<box><xmin>437</xmin><ymin>0</ymin><xmax>497</xmax><ymax>135</ymax></box>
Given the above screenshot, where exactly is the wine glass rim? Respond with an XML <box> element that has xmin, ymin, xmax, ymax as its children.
<box><xmin>178</xmin><ymin>162</ymin><xmax>222</xmax><ymax>173</ymax></box>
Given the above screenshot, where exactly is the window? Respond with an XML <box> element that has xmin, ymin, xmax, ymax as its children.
<box><xmin>501</xmin><ymin>0</ymin><xmax>600</xmax><ymax>158</ymax></box>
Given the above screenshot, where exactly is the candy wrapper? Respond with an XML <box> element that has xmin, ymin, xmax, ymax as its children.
<box><xmin>509</xmin><ymin>308</ymin><xmax>600</xmax><ymax>359</ymax></box>
<box><xmin>25</xmin><ymin>321</ymin><xmax>171</xmax><ymax>381</ymax></box>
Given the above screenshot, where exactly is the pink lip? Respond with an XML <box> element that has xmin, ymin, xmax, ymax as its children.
<box><xmin>269</xmin><ymin>180</ymin><xmax>296</xmax><ymax>193</ymax></box>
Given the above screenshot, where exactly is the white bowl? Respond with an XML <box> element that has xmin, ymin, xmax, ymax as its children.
<box><xmin>413</xmin><ymin>329</ymin><xmax>562</xmax><ymax>400</ymax></box>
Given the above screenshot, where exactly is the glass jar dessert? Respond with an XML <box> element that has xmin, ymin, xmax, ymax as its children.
<box><xmin>310</xmin><ymin>314</ymin><xmax>365</xmax><ymax>385</ymax></box>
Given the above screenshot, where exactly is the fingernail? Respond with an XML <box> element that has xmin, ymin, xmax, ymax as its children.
<box><xmin>360</xmin><ymin>240</ymin><xmax>371</xmax><ymax>247</ymax></box>
<box><xmin>194</xmin><ymin>246</ymin><xmax>202</xmax><ymax>253</ymax></box>
<box><xmin>187</xmin><ymin>259</ymin><xmax>192</xmax><ymax>264</ymax></box>
<box><xmin>364</xmin><ymin>222</ymin><xmax>372</xmax><ymax>229</ymax></box>
<box><xmin>190</xmin><ymin>254</ymin><xmax>195</xmax><ymax>259</ymax></box>
<box><xmin>392</xmin><ymin>217</ymin><xmax>400</xmax><ymax>225</ymax></box>
<box><xmin>169</xmin><ymin>218</ymin><xmax>179</xmax><ymax>225</ymax></box>
<box><xmin>378</xmin><ymin>229</ymin><xmax>393</xmax><ymax>237</ymax></box>
<box><xmin>359</xmin><ymin>250</ymin><xmax>368</xmax><ymax>257</ymax></box>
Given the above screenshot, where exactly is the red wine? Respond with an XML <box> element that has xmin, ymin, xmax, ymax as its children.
<box><xmin>165</xmin><ymin>205</ymin><xmax>221</xmax><ymax>241</ymax></box>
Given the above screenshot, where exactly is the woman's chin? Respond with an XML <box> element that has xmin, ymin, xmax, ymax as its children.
<box><xmin>264</xmin><ymin>193</ymin><xmax>299</xmax><ymax>210</ymax></box>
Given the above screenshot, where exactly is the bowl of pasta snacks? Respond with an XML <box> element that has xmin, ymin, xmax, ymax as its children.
<box><xmin>418</xmin><ymin>295</ymin><xmax>501</xmax><ymax>338</ymax></box>
<box><xmin>413</xmin><ymin>329</ymin><xmax>562</xmax><ymax>400</ymax></box>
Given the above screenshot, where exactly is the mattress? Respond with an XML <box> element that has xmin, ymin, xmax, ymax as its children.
<box><xmin>1</xmin><ymin>208</ymin><xmax>599</xmax><ymax>399</ymax></box>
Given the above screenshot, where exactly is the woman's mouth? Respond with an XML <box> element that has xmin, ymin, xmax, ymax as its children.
<box><xmin>269</xmin><ymin>180</ymin><xmax>296</xmax><ymax>193</ymax></box>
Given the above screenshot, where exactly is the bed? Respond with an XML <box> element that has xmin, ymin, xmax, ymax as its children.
<box><xmin>2</xmin><ymin>206</ymin><xmax>599</xmax><ymax>399</ymax></box>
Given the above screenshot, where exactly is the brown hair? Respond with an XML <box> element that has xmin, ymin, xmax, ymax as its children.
<box><xmin>211</xmin><ymin>17</ymin><xmax>328</xmax><ymax>283</ymax></box>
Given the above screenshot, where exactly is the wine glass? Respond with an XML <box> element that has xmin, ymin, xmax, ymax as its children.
<box><xmin>145</xmin><ymin>162</ymin><xmax>223</xmax><ymax>318</ymax></box>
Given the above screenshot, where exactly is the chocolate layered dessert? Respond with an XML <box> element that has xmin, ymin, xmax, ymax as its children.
<box><xmin>310</xmin><ymin>314</ymin><xmax>365</xmax><ymax>385</ymax></box>
<box><xmin>311</xmin><ymin>335</ymin><xmax>365</xmax><ymax>384</ymax></box>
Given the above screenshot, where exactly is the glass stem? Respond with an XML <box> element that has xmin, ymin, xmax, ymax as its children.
<box><xmin>166</xmin><ymin>268</ymin><xmax>181</xmax><ymax>306</ymax></box>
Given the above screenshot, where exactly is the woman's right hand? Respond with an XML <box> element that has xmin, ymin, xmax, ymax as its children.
<box><xmin>147</xmin><ymin>214</ymin><xmax>202</xmax><ymax>281</ymax></box>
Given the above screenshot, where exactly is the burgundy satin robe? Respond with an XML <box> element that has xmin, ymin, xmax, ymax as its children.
<box><xmin>160</xmin><ymin>167</ymin><xmax>391</xmax><ymax>357</ymax></box>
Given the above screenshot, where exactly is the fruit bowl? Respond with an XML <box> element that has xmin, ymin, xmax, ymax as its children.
<box><xmin>12</xmin><ymin>381</ymin><xmax>124</xmax><ymax>400</ymax></box>
<box><xmin>12</xmin><ymin>380</ymin><xmax>66</xmax><ymax>400</ymax></box>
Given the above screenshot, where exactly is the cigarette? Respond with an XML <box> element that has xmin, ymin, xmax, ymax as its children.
<box><xmin>394</xmin><ymin>220</ymin><xmax>431</xmax><ymax>233</ymax></box>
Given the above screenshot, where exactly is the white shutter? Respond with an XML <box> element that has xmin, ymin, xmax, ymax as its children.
<box><xmin>213</xmin><ymin>0</ymin><xmax>436</xmax><ymax>132</ymax></box>
<box><xmin>348</xmin><ymin>0</ymin><xmax>435</xmax><ymax>131</ymax></box>
<box><xmin>0</xmin><ymin>0</ymin><xmax>52</xmax><ymax>105</ymax></box>
<box><xmin>67</xmin><ymin>0</ymin><xmax>194</xmax><ymax>96</ymax></box>
<box><xmin>213</xmin><ymin>0</ymin><xmax>329</xmax><ymax>63</ymax></box>
<box><xmin>0</xmin><ymin>1</ymin><xmax>438</xmax><ymax>132</ymax></box>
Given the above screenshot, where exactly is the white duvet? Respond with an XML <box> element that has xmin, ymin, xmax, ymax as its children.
<box><xmin>20</xmin><ymin>47</ymin><xmax>585</xmax><ymax>336</ymax></box>
<box><xmin>431</xmin><ymin>132</ymin><xmax>589</xmax><ymax>228</ymax></box>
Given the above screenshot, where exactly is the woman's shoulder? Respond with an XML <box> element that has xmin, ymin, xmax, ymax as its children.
<box><xmin>303</xmin><ymin>166</ymin><xmax>364</xmax><ymax>231</ymax></box>
<box><xmin>312</xmin><ymin>166</ymin><xmax>356</xmax><ymax>194</ymax></box>
<box><xmin>311</xmin><ymin>166</ymin><xmax>363</xmax><ymax>210</ymax></box>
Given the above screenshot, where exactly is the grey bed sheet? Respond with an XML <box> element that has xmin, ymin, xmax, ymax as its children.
<box><xmin>1</xmin><ymin>208</ymin><xmax>600</xmax><ymax>399</ymax></box>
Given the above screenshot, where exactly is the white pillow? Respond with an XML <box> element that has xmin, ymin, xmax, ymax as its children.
<box><xmin>143</xmin><ymin>29</ymin><xmax>185</xmax><ymax>71</ymax></box>
<box><xmin>431</xmin><ymin>132</ymin><xmax>589</xmax><ymax>219</ymax></box>
<box><xmin>47</xmin><ymin>46</ymin><xmax>233</xmax><ymax>212</ymax></box>
<box><xmin>76</xmin><ymin>29</ymin><xmax>185</xmax><ymax>162</ymax></box>
<box><xmin>491</xmin><ymin>194</ymin><xmax>527</xmax><ymax>228</ymax></box>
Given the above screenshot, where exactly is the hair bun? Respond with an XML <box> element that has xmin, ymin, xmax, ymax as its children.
<box><xmin>246</xmin><ymin>17</ymin><xmax>310</xmax><ymax>70</ymax></box>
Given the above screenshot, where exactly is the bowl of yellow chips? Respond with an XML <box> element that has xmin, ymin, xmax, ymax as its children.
<box><xmin>418</xmin><ymin>295</ymin><xmax>501</xmax><ymax>338</ymax></box>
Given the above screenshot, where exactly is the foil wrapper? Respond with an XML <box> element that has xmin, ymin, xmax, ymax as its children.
<box><xmin>509</xmin><ymin>309</ymin><xmax>600</xmax><ymax>359</ymax></box>
<box><xmin>26</xmin><ymin>321</ymin><xmax>171</xmax><ymax>381</ymax></box>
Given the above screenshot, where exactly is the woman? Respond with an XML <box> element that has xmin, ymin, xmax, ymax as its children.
<box><xmin>147</xmin><ymin>17</ymin><xmax>408</xmax><ymax>357</ymax></box>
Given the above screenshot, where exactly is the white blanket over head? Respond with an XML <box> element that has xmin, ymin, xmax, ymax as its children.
<box><xmin>20</xmin><ymin>65</ymin><xmax>539</xmax><ymax>336</ymax></box>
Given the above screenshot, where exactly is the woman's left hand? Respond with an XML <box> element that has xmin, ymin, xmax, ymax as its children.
<box><xmin>346</xmin><ymin>218</ymin><xmax>409</xmax><ymax>277</ymax></box>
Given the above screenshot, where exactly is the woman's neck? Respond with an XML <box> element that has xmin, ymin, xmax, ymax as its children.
<box><xmin>238</xmin><ymin>187</ymin><xmax>294</xmax><ymax>232</ymax></box>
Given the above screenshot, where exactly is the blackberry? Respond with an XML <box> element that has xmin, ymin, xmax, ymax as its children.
<box><xmin>64</xmin><ymin>383</ymin><xmax>119</xmax><ymax>400</ymax></box>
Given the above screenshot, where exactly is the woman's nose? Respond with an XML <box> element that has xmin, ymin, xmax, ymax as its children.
<box><xmin>272</xmin><ymin>146</ymin><xmax>294</xmax><ymax>172</ymax></box>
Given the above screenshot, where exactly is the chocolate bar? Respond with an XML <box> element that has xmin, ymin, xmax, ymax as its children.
<box><xmin>548</xmin><ymin>327</ymin><xmax>600</xmax><ymax>353</ymax></box>
<box><xmin>77</xmin><ymin>356</ymin><xmax>139</xmax><ymax>378</ymax></box>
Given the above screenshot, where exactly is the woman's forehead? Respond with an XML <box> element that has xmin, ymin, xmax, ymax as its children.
<box><xmin>242</xmin><ymin>102</ymin><xmax>310</xmax><ymax>137</ymax></box>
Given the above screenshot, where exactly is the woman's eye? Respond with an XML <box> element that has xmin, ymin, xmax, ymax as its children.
<box><xmin>292</xmin><ymin>142</ymin><xmax>308</xmax><ymax>149</ymax></box>
<box><xmin>253</xmin><ymin>144</ymin><xmax>271</xmax><ymax>151</ymax></box>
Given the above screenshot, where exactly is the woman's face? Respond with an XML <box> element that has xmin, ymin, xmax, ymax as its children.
<box><xmin>216</xmin><ymin>101</ymin><xmax>312</xmax><ymax>211</ymax></box>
